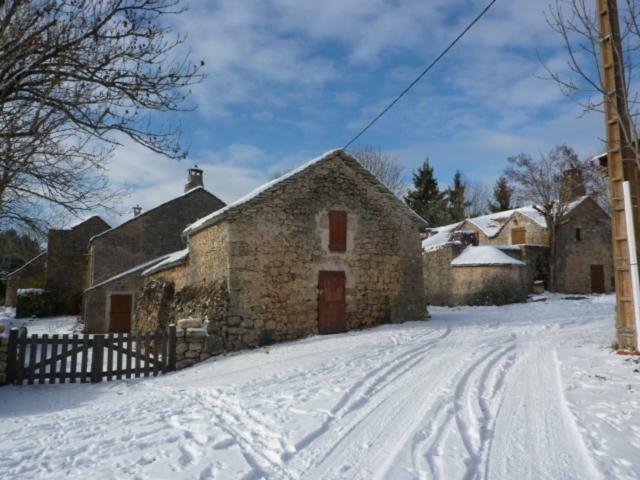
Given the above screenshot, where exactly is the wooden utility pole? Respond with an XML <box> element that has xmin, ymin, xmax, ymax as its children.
<box><xmin>598</xmin><ymin>0</ymin><xmax>640</xmax><ymax>350</ymax></box>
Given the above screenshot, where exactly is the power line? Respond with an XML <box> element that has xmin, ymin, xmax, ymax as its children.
<box><xmin>343</xmin><ymin>0</ymin><xmax>498</xmax><ymax>150</ymax></box>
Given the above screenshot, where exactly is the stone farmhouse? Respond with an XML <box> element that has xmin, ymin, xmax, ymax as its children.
<box><xmin>132</xmin><ymin>149</ymin><xmax>427</xmax><ymax>358</ymax></box>
<box><xmin>423</xmin><ymin>195</ymin><xmax>613</xmax><ymax>306</ymax></box>
<box><xmin>4</xmin><ymin>216</ymin><xmax>110</xmax><ymax>316</ymax></box>
<box><xmin>83</xmin><ymin>168</ymin><xmax>226</xmax><ymax>333</ymax></box>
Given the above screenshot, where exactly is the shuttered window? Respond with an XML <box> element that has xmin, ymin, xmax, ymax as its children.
<box><xmin>329</xmin><ymin>211</ymin><xmax>347</xmax><ymax>252</ymax></box>
<box><xmin>511</xmin><ymin>227</ymin><xmax>526</xmax><ymax>245</ymax></box>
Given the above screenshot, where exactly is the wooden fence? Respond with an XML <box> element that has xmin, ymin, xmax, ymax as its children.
<box><xmin>6</xmin><ymin>325</ymin><xmax>177</xmax><ymax>385</ymax></box>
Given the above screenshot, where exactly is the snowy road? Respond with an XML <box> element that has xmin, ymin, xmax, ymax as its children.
<box><xmin>1</xmin><ymin>295</ymin><xmax>639</xmax><ymax>479</ymax></box>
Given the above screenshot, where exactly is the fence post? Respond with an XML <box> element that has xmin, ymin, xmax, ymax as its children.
<box><xmin>7</xmin><ymin>328</ymin><xmax>19</xmax><ymax>385</ymax></box>
<box><xmin>91</xmin><ymin>334</ymin><xmax>104</xmax><ymax>383</ymax></box>
<box><xmin>168</xmin><ymin>324</ymin><xmax>177</xmax><ymax>372</ymax></box>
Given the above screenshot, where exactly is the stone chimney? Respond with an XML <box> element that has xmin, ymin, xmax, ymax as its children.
<box><xmin>560</xmin><ymin>168</ymin><xmax>586</xmax><ymax>203</ymax></box>
<box><xmin>132</xmin><ymin>205</ymin><xmax>142</xmax><ymax>217</ymax></box>
<box><xmin>185</xmin><ymin>165</ymin><xmax>204</xmax><ymax>192</ymax></box>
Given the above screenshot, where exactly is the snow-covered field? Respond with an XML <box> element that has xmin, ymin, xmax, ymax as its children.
<box><xmin>1</xmin><ymin>295</ymin><xmax>639</xmax><ymax>479</ymax></box>
<box><xmin>0</xmin><ymin>307</ymin><xmax>78</xmax><ymax>335</ymax></box>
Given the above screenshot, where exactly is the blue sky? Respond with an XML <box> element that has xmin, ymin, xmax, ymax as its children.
<box><xmin>103</xmin><ymin>0</ymin><xmax>604</xmax><ymax>224</ymax></box>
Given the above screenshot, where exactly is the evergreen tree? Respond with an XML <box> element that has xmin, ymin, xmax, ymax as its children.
<box><xmin>404</xmin><ymin>159</ymin><xmax>447</xmax><ymax>225</ymax></box>
<box><xmin>447</xmin><ymin>171</ymin><xmax>470</xmax><ymax>222</ymax></box>
<box><xmin>488</xmin><ymin>176</ymin><xmax>514</xmax><ymax>213</ymax></box>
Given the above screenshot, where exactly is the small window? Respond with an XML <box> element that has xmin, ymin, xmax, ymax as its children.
<box><xmin>575</xmin><ymin>228</ymin><xmax>582</xmax><ymax>242</ymax></box>
<box><xmin>511</xmin><ymin>227</ymin><xmax>526</xmax><ymax>245</ymax></box>
<box><xmin>329</xmin><ymin>211</ymin><xmax>347</xmax><ymax>252</ymax></box>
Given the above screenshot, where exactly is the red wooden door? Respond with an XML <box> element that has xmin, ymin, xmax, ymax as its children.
<box><xmin>110</xmin><ymin>294</ymin><xmax>132</xmax><ymax>333</ymax></box>
<box><xmin>318</xmin><ymin>271</ymin><xmax>346</xmax><ymax>334</ymax></box>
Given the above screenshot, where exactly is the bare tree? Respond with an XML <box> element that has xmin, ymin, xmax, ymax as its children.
<box><xmin>0</xmin><ymin>0</ymin><xmax>203</xmax><ymax>231</ymax></box>
<box><xmin>351</xmin><ymin>146</ymin><xmax>407</xmax><ymax>197</ymax></box>
<box><xmin>545</xmin><ymin>0</ymin><xmax>640</xmax><ymax>162</ymax></box>
<box><xmin>465</xmin><ymin>179</ymin><xmax>490</xmax><ymax>217</ymax></box>
<box><xmin>506</xmin><ymin>145</ymin><xmax>596</xmax><ymax>291</ymax></box>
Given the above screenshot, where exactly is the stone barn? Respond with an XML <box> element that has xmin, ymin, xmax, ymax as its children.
<box><xmin>136</xmin><ymin>149</ymin><xmax>428</xmax><ymax>353</ymax></box>
<box><xmin>4</xmin><ymin>216</ymin><xmax>110</xmax><ymax>315</ymax></box>
<box><xmin>83</xmin><ymin>167</ymin><xmax>226</xmax><ymax>333</ymax></box>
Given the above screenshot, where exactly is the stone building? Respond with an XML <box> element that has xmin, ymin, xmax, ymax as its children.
<box><xmin>135</xmin><ymin>149</ymin><xmax>427</xmax><ymax>356</ymax></box>
<box><xmin>4</xmin><ymin>216</ymin><xmax>110</xmax><ymax>314</ymax></box>
<box><xmin>423</xmin><ymin>195</ymin><xmax>613</xmax><ymax>305</ymax></box>
<box><xmin>83</xmin><ymin>168</ymin><xmax>226</xmax><ymax>333</ymax></box>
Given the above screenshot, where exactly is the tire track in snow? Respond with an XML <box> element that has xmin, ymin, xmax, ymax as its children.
<box><xmin>485</xmin><ymin>341</ymin><xmax>603</xmax><ymax>480</ymax></box>
<box><xmin>285</xmin><ymin>325</ymin><xmax>468</xmax><ymax>479</ymax></box>
<box><xmin>409</xmin><ymin>341</ymin><xmax>517</xmax><ymax>480</ymax></box>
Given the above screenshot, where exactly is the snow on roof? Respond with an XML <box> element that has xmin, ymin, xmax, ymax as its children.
<box><xmin>461</xmin><ymin>197</ymin><xmax>589</xmax><ymax>239</ymax></box>
<box><xmin>85</xmin><ymin>253</ymin><xmax>174</xmax><ymax>292</ymax></box>
<box><xmin>184</xmin><ymin>149</ymin><xmax>342</xmax><ymax>235</ymax></box>
<box><xmin>17</xmin><ymin>288</ymin><xmax>46</xmax><ymax>297</ymax></box>
<box><xmin>451</xmin><ymin>246</ymin><xmax>525</xmax><ymax>267</ymax></box>
<box><xmin>183</xmin><ymin>149</ymin><xmax>427</xmax><ymax>236</ymax></box>
<box><xmin>422</xmin><ymin>222</ymin><xmax>463</xmax><ymax>251</ymax></box>
<box><xmin>142</xmin><ymin>248</ymin><xmax>189</xmax><ymax>276</ymax></box>
<box><xmin>6</xmin><ymin>251</ymin><xmax>46</xmax><ymax>278</ymax></box>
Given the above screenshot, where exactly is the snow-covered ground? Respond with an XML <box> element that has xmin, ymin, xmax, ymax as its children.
<box><xmin>0</xmin><ymin>307</ymin><xmax>78</xmax><ymax>335</ymax></box>
<box><xmin>1</xmin><ymin>295</ymin><xmax>639</xmax><ymax>479</ymax></box>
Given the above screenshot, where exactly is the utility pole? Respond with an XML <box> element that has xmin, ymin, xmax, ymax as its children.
<box><xmin>598</xmin><ymin>0</ymin><xmax>640</xmax><ymax>350</ymax></box>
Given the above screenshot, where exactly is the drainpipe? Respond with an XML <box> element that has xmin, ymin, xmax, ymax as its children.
<box><xmin>622</xmin><ymin>181</ymin><xmax>640</xmax><ymax>351</ymax></box>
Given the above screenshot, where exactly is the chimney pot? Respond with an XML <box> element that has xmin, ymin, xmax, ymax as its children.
<box><xmin>185</xmin><ymin>164</ymin><xmax>204</xmax><ymax>192</ymax></box>
<box><xmin>133</xmin><ymin>205</ymin><xmax>142</xmax><ymax>217</ymax></box>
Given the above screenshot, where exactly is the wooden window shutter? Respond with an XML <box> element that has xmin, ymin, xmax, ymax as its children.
<box><xmin>329</xmin><ymin>211</ymin><xmax>347</xmax><ymax>252</ymax></box>
<box><xmin>511</xmin><ymin>227</ymin><xmax>526</xmax><ymax>245</ymax></box>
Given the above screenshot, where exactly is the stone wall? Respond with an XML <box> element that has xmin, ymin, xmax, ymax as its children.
<box><xmin>88</xmin><ymin>188</ymin><xmax>224</xmax><ymax>286</ymax></box>
<box><xmin>46</xmin><ymin>216</ymin><xmax>110</xmax><ymax>314</ymax></box>
<box><xmin>498</xmin><ymin>245</ymin><xmax>549</xmax><ymax>291</ymax></box>
<box><xmin>223</xmin><ymin>155</ymin><xmax>426</xmax><ymax>346</ymax></box>
<box><xmin>4</xmin><ymin>252</ymin><xmax>47</xmax><ymax>307</ymax></box>
<box><xmin>555</xmin><ymin>197</ymin><xmax>614</xmax><ymax>294</ymax></box>
<box><xmin>83</xmin><ymin>272</ymin><xmax>146</xmax><ymax>333</ymax></box>
<box><xmin>423</xmin><ymin>242</ymin><xmax>464</xmax><ymax>306</ymax></box>
<box><xmin>144</xmin><ymin>152</ymin><xmax>426</xmax><ymax>354</ymax></box>
<box><xmin>450</xmin><ymin>264</ymin><xmax>528</xmax><ymax>306</ymax></box>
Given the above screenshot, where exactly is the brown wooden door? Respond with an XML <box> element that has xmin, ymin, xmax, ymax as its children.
<box><xmin>590</xmin><ymin>265</ymin><xmax>605</xmax><ymax>294</ymax></box>
<box><xmin>110</xmin><ymin>294</ymin><xmax>132</xmax><ymax>332</ymax></box>
<box><xmin>318</xmin><ymin>271</ymin><xmax>346</xmax><ymax>334</ymax></box>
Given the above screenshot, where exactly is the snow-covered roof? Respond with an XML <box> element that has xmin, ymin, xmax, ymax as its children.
<box><xmin>142</xmin><ymin>248</ymin><xmax>189</xmax><ymax>276</ymax></box>
<box><xmin>184</xmin><ymin>149</ymin><xmax>428</xmax><ymax>236</ymax></box>
<box><xmin>6</xmin><ymin>251</ymin><xmax>46</xmax><ymax>278</ymax></box>
<box><xmin>17</xmin><ymin>288</ymin><xmax>46</xmax><ymax>297</ymax></box>
<box><xmin>451</xmin><ymin>246</ymin><xmax>525</xmax><ymax>267</ymax></box>
<box><xmin>85</xmin><ymin>253</ymin><xmax>174</xmax><ymax>292</ymax></box>
<box><xmin>89</xmin><ymin>187</ymin><xmax>223</xmax><ymax>243</ymax></box>
<box><xmin>422</xmin><ymin>222</ymin><xmax>462</xmax><ymax>251</ymax></box>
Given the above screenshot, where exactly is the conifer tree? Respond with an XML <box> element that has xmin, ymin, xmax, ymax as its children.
<box><xmin>404</xmin><ymin>159</ymin><xmax>447</xmax><ymax>225</ymax></box>
<box><xmin>488</xmin><ymin>176</ymin><xmax>515</xmax><ymax>213</ymax></box>
<box><xmin>447</xmin><ymin>171</ymin><xmax>470</xmax><ymax>222</ymax></box>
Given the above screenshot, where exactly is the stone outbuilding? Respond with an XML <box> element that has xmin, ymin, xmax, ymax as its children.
<box><xmin>136</xmin><ymin>149</ymin><xmax>428</xmax><ymax>355</ymax></box>
<box><xmin>423</xmin><ymin>196</ymin><xmax>613</xmax><ymax>306</ymax></box>
<box><xmin>83</xmin><ymin>168</ymin><xmax>226</xmax><ymax>333</ymax></box>
<box><xmin>5</xmin><ymin>216</ymin><xmax>110</xmax><ymax>315</ymax></box>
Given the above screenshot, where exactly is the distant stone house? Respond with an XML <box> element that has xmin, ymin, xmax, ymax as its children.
<box><xmin>83</xmin><ymin>168</ymin><xmax>226</xmax><ymax>333</ymax></box>
<box><xmin>423</xmin><ymin>195</ymin><xmax>613</xmax><ymax>306</ymax></box>
<box><xmin>135</xmin><ymin>149</ymin><xmax>428</xmax><ymax>355</ymax></box>
<box><xmin>4</xmin><ymin>216</ymin><xmax>110</xmax><ymax>315</ymax></box>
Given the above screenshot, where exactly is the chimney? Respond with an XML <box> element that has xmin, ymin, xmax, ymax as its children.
<box><xmin>185</xmin><ymin>165</ymin><xmax>204</xmax><ymax>192</ymax></box>
<box><xmin>560</xmin><ymin>168</ymin><xmax>586</xmax><ymax>203</ymax></box>
<box><xmin>132</xmin><ymin>205</ymin><xmax>142</xmax><ymax>217</ymax></box>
